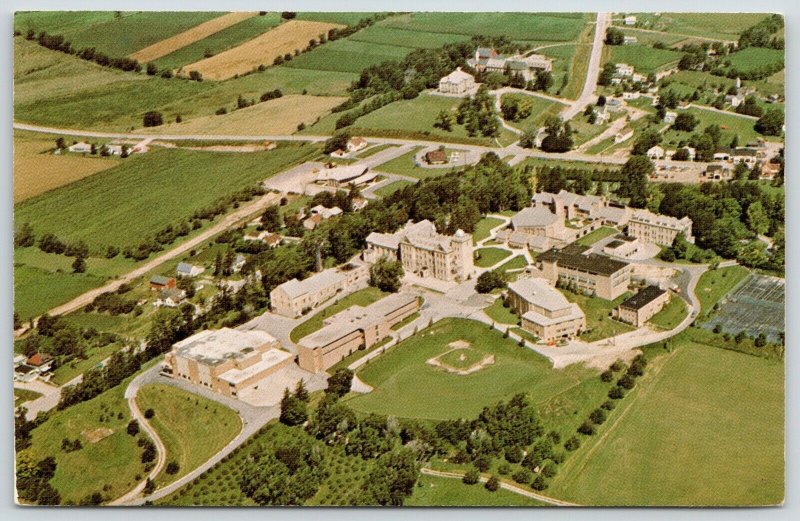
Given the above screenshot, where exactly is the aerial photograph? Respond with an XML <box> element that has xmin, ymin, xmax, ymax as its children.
<box><xmin>12</xmin><ymin>10</ymin><xmax>784</xmax><ymax>507</ymax></box>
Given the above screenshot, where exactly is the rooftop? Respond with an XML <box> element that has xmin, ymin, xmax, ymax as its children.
<box><xmin>277</xmin><ymin>268</ymin><xmax>346</xmax><ymax>299</ymax></box>
<box><xmin>538</xmin><ymin>248</ymin><xmax>629</xmax><ymax>276</ymax></box>
<box><xmin>630</xmin><ymin>209</ymin><xmax>691</xmax><ymax>230</ymax></box>
<box><xmin>512</xmin><ymin>206</ymin><xmax>560</xmax><ymax>229</ymax></box>
<box><xmin>619</xmin><ymin>285</ymin><xmax>667</xmax><ymax>311</ymax></box>
<box><xmin>217</xmin><ymin>348</ymin><xmax>293</xmax><ymax>384</ymax></box>
<box><xmin>172</xmin><ymin>328</ymin><xmax>278</xmax><ymax>367</ymax></box>
<box><xmin>509</xmin><ymin>278</ymin><xmax>572</xmax><ymax>312</ymax></box>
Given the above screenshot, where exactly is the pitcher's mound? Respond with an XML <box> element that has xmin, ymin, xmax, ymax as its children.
<box><xmin>427</xmin><ymin>343</ymin><xmax>494</xmax><ymax>375</ymax></box>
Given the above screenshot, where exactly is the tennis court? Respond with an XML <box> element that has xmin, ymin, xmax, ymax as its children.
<box><xmin>701</xmin><ymin>273</ymin><xmax>785</xmax><ymax>343</ymax></box>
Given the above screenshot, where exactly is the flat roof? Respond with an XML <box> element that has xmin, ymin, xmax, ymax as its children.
<box><xmin>538</xmin><ymin>248</ymin><xmax>629</xmax><ymax>276</ymax></box>
<box><xmin>522</xmin><ymin>303</ymin><xmax>584</xmax><ymax>327</ymax></box>
<box><xmin>276</xmin><ymin>268</ymin><xmax>345</xmax><ymax>299</ymax></box>
<box><xmin>619</xmin><ymin>285</ymin><xmax>667</xmax><ymax>311</ymax></box>
<box><xmin>217</xmin><ymin>348</ymin><xmax>293</xmax><ymax>384</ymax></box>
<box><xmin>508</xmin><ymin>278</ymin><xmax>572</xmax><ymax>312</ymax></box>
<box><xmin>172</xmin><ymin>328</ymin><xmax>277</xmax><ymax>366</ymax></box>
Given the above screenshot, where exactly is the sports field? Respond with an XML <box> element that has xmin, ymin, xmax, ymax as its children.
<box><xmin>286</xmin><ymin>39</ymin><xmax>413</xmax><ymax>74</ymax></box>
<box><xmin>346</xmin><ymin>318</ymin><xmax>586</xmax><ymax>420</ymax></box>
<box><xmin>608</xmin><ymin>44</ymin><xmax>682</xmax><ymax>74</ymax></box>
<box><xmin>550</xmin><ymin>341</ymin><xmax>784</xmax><ymax>506</ymax></box>
<box><xmin>701</xmin><ymin>273</ymin><xmax>784</xmax><ymax>343</ymax></box>
<box><xmin>138</xmin><ymin>95</ymin><xmax>346</xmax><ymax>135</ymax></box>
<box><xmin>136</xmin><ymin>384</ymin><xmax>241</xmax><ymax>487</ymax></box>
<box><xmin>182</xmin><ymin>20</ymin><xmax>344</xmax><ymax>80</ymax></box>
<box><xmin>14</xmin><ymin>133</ymin><xmax>119</xmax><ymax>203</ymax></box>
<box><xmin>15</xmin><ymin>145</ymin><xmax>316</xmax><ymax>252</ymax></box>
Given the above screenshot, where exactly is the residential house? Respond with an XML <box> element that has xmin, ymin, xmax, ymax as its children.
<box><xmin>713</xmin><ymin>149</ymin><xmax>732</xmax><ymax>161</ymax></box>
<box><xmin>507</xmin><ymin>278</ymin><xmax>586</xmax><ymax>343</ymax></box>
<box><xmin>664</xmin><ymin>111</ymin><xmax>677</xmax><ymax>124</ymax></box>
<box><xmin>438</xmin><ymin>67</ymin><xmax>476</xmax><ymax>95</ymax></box>
<box><xmin>615</xmin><ymin>63</ymin><xmax>634</xmax><ymax>76</ymax></box>
<box><xmin>26</xmin><ymin>352</ymin><xmax>54</xmax><ymax>373</ymax></box>
<box><xmin>623</xmin><ymin>36</ymin><xmax>638</xmax><ymax>45</ymax></box>
<box><xmin>425</xmin><ymin>150</ymin><xmax>448</xmax><ymax>165</ymax></box>
<box><xmin>304</xmin><ymin>205</ymin><xmax>343</xmax><ymax>230</ymax></box>
<box><xmin>156</xmin><ymin>288</ymin><xmax>185</xmax><ymax>308</ymax></box>
<box><xmin>760</xmin><ymin>160</ymin><xmax>781</xmax><ymax>180</ymax></box>
<box><xmin>627</xmin><ymin>209</ymin><xmax>694</xmax><ymax>246</ymax></box>
<box><xmin>614</xmin><ymin>285</ymin><xmax>670</xmax><ymax>327</ymax></box>
<box><xmin>615</xmin><ymin>127</ymin><xmax>634</xmax><ymax>144</ymax></box>
<box><xmin>346</xmin><ymin>137</ymin><xmax>368</xmax><ymax>153</ymax></box>
<box><xmin>243</xmin><ymin>231</ymin><xmax>282</xmax><ymax>247</ymax></box>
<box><xmin>176</xmin><ymin>262</ymin><xmax>204</xmax><ymax>278</ymax></box>
<box><xmin>164</xmin><ymin>328</ymin><xmax>292</xmax><ymax>398</ymax></box>
<box><xmin>150</xmin><ymin>275</ymin><xmax>176</xmax><ymax>291</ymax></box>
<box><xmin>731</xmin><ymin>148</ymin><xmax>760</xmax><ymax>167</ymax></box>
<box><xmin>606</xmin><ymin>98</ymin><xmax>624</xmax><ymax>112</ymax></box>
<box><xmin>329</xmin><ymin>149</ymin><xmax>348</xmax><ymax>159</ymax></box>
<box><xmin>624</xmin><ymin>15</ymin><xmax>637</xmax><ymax>25</ymax></box>
<box><xmin>706</xmin><ymin>164</ymin><xmax>732</xmax><ymax>181</ymax></box>
<box><xmin>297</xmin><ymin>293</ymin><xmax>419</xmax><ymax>373</ymax></box>
<box><xmin>622</xmin><ymin>91</ymin><xmax>640</xmax><ymax>100</ymax></box>
<box><xmin>68</xmin><ymin>142</ymin><xmax>92</xmax><ymax>153</ymax></box>
<box><xmin>646</xmin><ymin>145</ymin><xmax>665</xmax><ymax>160</ymax></box>
<box><xmin>270</xmin><ymin>263</ymin><xmax>370</xmax><ymax>318</ymax></box>
<box><xmin>725</xmin><ymin>93</ymin><xmax>745</xmax><ymax>107</ymax></box>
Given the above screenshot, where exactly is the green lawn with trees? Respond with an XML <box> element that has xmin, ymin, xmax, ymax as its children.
<box><xmin>346</xmin><ymin>318</ymin><xmax>584</xmax><ymax>419</ymax></box>
<box><xmin>575</xmin><ymin>226</ymin><xmax>618</xmax><ymax>246</ymax></box>
<box><xmin>474</xmin><ymin>247</ymin><xmax>512</xmax><ymax>268</ymax></box>
<box><xmin>472</xmin><ymin>216</ymin><xmax>505</xmax><ymax>245</ymax></box>
<box><xmin>483</xmin><ymin>298</ymin><xmax>520</xmax><ymax>326</ymax></box>
<box><xmin>694</xmin><ymin>266</ymin><xmax>750</xmax><ymax>315</ymax></box>
<box><xmin>406</xmin><ymin>474</ymin><xmax>546</xmax><ymax>506</ymax></box>
<box><xmin>648</xmin><ymin>296</ymin><xmax>688</xmax><ymax>330</ymax></box>
<box><xmin>136</xmin><ymin>384</ymin><xmax>241</xmax><ymax>487</ymax></box>
<box><xmin>290</xmin><ymin>287</ymin><xmax>388</xmax><ymax>342</ymax></box>
<box><xmin>550</xmin><ymin>340</ymin><xmax>784</xmax><ymax>506</ymax></box>
<box><xmin>562</xmin><ymin>289</ymin><xmax>635</xmax><ymax>342</ymax></box>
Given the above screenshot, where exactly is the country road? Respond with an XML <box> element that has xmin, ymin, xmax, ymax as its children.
<box><xmin>561</xmin><ymin>12</ymin><xmax>611</xmax><ymax>121</ymax></box>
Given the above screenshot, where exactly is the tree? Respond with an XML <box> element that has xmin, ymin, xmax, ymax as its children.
<box><xmin>294</xmin><ymin>379</ymin><xmax>309</xmax><ymax>402</ymax></box>
<box><xmin>166</xmin><ymin>461</ymin><xmax>180</xmax><ymax>475</ymax></box>
<box><xmin>14</xmin><ymin>222</ymin><xmax>35</xmax><ymax>248</ymax></box>
<box><xmin>144</xmin><ymin>408</ymin><xmax>155</xmax><ymax>419</ymax></box>
<box><xmin>146</xmin><ymin>63</ymin><xmax>157</xmax><ymax>76</ymax></box>
<box><xmin>126</xmin><ymin>420</ymin><xmax>140</xmax><ymax>436</ymax></box>
<box><xmin>605</xmin><ymin>27</ymin><xmax>625</xmax><ymax>45</ymax></box>
<box><xmin>369</xmin><ymin>257</ymin><xmax>404</xmax><ymax>293</ymax></box>
<box><xmin>485</xmin><ymin>475</ymin><xmax>500</xmax><ymax>492</ymax></box>
<box><xmin>475</xmin><ymin>270</ymin><xmax>506</xmax><ymax>294</ymax></box>
<box><xmin>598</xmin><ymin>63</ymin><xmax>616</xmax><ymax>86</ymax></box>
<box><xmin>589</xmin><ymin>408</ymin><xmax>607</xmax><ymax>425</ymax></box>
<box><xmin>531</xmin><ymin>475</ymin><xmax>547</xmax><ymax>491</ymax></box>
<box><xmin>142</xmin><ymin>111</ymin><xmax>163</xmax><ymax>127</ymax></box>
<box><xmin>564</xmin><ymin>436</ymin><xmax>581</xmax><ymax>451</ymax></box>
<box><xmin>600</xmin><ymin>370</ymin><xmax>614</xmax><ymax>382</ymax></box>
<box><xmin>260</xmin><ymin>205</ymin><xmax>282</xmax><ymax>231</ymax></box>
<box><xmin>673</xmin><ymin>112</ymin><xmax>699</xmax><ymax>131</ymax></box>
<box><xmin>632</xmin><ymin>129</ymin><xmax>661</xmax><ymax>156</ymax></box>
<box><xmin>672</xmin><ymin>147</ymin><xmax>691</xmax><ymax>161</ymax></box>
<box><xmin>72</xmin><ymin>255</ymin><xmax>87</xmax><ymax>273</ymax></box>
<box><xmin>433</xmin><ymin>110</ymin><xmax>453</xmax><ymax>131</ymax></box>
<box><xmin>746</xmin><ymin>201</ymin><xmax>769</xmax><ymax>235</ymax></box>
<box><xmin>326</xmin><ymin>368</ymin><xmax>353</xmax><ymax>397</ymax></box>
<box><xmin>755</xmin><ymin>333</ymin><xmax>767</xmax><ymax>348</ymax></box>
<box><xmin>143</xmin><ymin>478</ymin><xmax>156</xmax><ymax>495</ymax></box>
<box><xmin>736</xmin><ymin>96</ymin><xmax>764</xmax><ymax>117</ymax></box>
<box><xmin>462</xmin><ymin>468</ymin><xmax>480</xmax><ymax>485</ymax></box>
<box><xmin>534</xmin><ymin>70</ymin><xmax>553</xmax><ymax>91</ymax></box>
<box><xmin>755</xmin><ymin>109</ymin><xmax>783</xmax><ymax>136</ymax></box>
<box><xmin>279</xmin><ymin>388</ymin><xmax>308</xmax><ymax>426</ymax></box>
<box><xmin>571</xmin><ymin>170</ymin><xmax>592</xmax><ymax>195</ymax></box>
<box><xmin>323</xmin><ymin>130</ymin><xmax>351</xmax><ymax>154</ymax></box>
<box><xmin>618</xmin><ymin>156</ymin><xmax>653</xmax><ymax>208</ymax></box>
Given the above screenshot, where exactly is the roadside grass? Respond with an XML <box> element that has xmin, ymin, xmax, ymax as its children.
<box><xmin>472</xmin><ymin>216</ymin><xmax>504</xmax><ymax>245</ymax></box>
<box><xmin>511</xmin><ymin>327</ymin><xmax>539</xmax><ymax>344</ymax></box>
<box><xmin>374</xmin><ymin>180</ymin><xmax>415</xmax><ymax>198</ymax></box>
<box><xmin>347</xmin><ymin>318</ymin><xmax>590</xmax><ymax>420</ymax></box>
<box><xmin>349</xmin><ymin>26</ymin><xmax>471</xmax><ymax>49</ymax></box>
<box><xmin>550</xmin><ymin>340</ymin><xmax>783</xmax><ymax>505</ymax></box>
<box><xmin>562</xmin><ymin>289</ymin><xmax>635</xmax><ymax>342</ymax></box>
<box><xmin>14</xmin><ymin>12</ymin><xmax>225</xmax><ymax>58</ymax></box>
<box><xmin>561</xmin><ymin>21</ymin><xmax>595</xmax><ymax>100</ymax></box>
<box><xmin>15</xmin><ymin>145</ymin><xmax>316</xmax><ymax>252</ymax></box>
<box><xmin>575</xmin><ymin>226</ymin><xmax>618</xmax><ymax>246</ymax></box>
<box><xmin>391</xmin><ymin>312</ymin><xmax>421</xmax><ymax>332</ymax></box>
<box><xmin>20</xmin><ymin>375</ymin><xmax>147</xmax><ymax>504</ymax></box>
<box><xmin>694</xmin><ymin>266</ymin><xmax>750</xmax><ymax>316</ymax></box>
<box><xmin>157</xmin><ymin>421</ymin><xmax>375</xmax><ymax>506</ymax></box>
<box><xmin>607</xmin><ymin>44</ymin><xmax>682</xmax><ymax>74</ymax></box>
<box><xmin>377</xmin><ymin>12</ymin><xmax>587</xmax><ymax>42</ymax></box>
<box><xmin>474</xmin><ymin>247</ymin><xmax>512</xmax><ymax>268</ymax></box>
<box><xmin>356</xmin><ymin>144</ymin><xmax>395</xmax><ymax>158</ymax></box>
<box><xmin>648</xmin><ymin>296</ymin><xmax>688</xmax><ymax>330</ymax></box>
<box><xmin>152</xmin><ymin>13</ymin><xmax>282</xmax><ymax>70</ymax></box>
<box><xmin>136</xmin><ymin>384</ymin><xmax>241</xmax><ymax>488</ymax></box>
<box><xmin>620</xmin><ymin>28</ymin><xmax>685</xmax><ymax>46</ymax></box>
<box><xmin>406</xmin><ymin>473</ymin><xmax>546</xmax><ymax>506</ymax></box>
<box><xmin>483</xmin><ymin>298</ymin><xmax>520</xmax><ymax>326</ymax></box>
<box><xmin>372</xmin><ymin>146</ymin><xmax>435</xmax><ymax>179</ymax></box>
<box><xmin>289</xmin><ymin>287</ymin><xmax>388</xmax><ymax>343</ymax></box>
<box><xmin>14</xmin><ymin>388</ymin><xmax>43</xmax><ymax>407</ymax></box>
<box><xmin>285</xmin><ymin>39</ymin><xmax>413</xmax><ymax>74</ymax></box>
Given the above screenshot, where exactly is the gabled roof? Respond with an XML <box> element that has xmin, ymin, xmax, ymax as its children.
<box><xmin>176</xmin><ymin>262</ymin><xmax>195</xmax><ymax>274</ymax></box>
<box><xmin>619</xmin><ymin>285</ymin><xmax>666</xmax><ymax>311</ymax></box>
<box><xmin>150</xmin><ymin>275</ymin><xmax>172</xmax><ymax>286</ymax></box>
<box><xmin>511</xmin><ymin>206</ymin><xmax>559</xmax><ymax>229</ymax></box>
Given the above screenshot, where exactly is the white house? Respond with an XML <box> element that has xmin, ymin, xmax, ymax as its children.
<box><xmin>624</xmin><ymin>16</ymin><xmax>637</xmax><ymax>25</ymax></box>
<box><xmin>329</xmin><ymin>149</ymin><xmax>348</xmax><ymax>159</ymax></box>
<box><xmin>232</xmin><ymin>254</ymin><xmax>247</xmax><ymax>274</ymax></box>
<box><xmin>68</xmin><ymin>142</ymin><xmax>92</xmax><ymax>153</ymax></box>
<box><xmin>725</xmin><ymin>93</ymin><xmax>745</xmax><ymax>107</ymax></box>
<box><xmin>346</xmin><ymin>137</ymin><xmax>368</xmax><ymax>153</ymax></box>
<box><xmin>177</xmin><ymin>262</ymin><xmax>205</xmax><ymax>278</ymax></box>
<box><xmin>106</xmin><ymin>144</ymin><xmax>124</xmax><ymax>156</ymax></box>
<box><xmin>622</xmin><ymin>91</ymin><xmax>640</xmax><ymax>100</ymax></box>
<box><xmin>606</xmin><ymin>98</ymin><xmax>624</xmax><ymax>112</ymax></box>
<box><xmin>615</xmin><ymin>127</ymin><xmax>634</xmax><ymax>144</ymax></box>
<box><xmin>647</xmin><ymin>145</ymin><xmax>665</xmax><ymax>160</ymax></box>
<box><xmin>615</xmin><ymin>63</ymin><xmax>634</xmax><ymax>76</ymax></box>
<box><xmin>664</xmin><ymin>111</ymin><xmax>677</xmax><ymax>124</ymax></box>
<box><xmin>438</xmin><ymin>67</ymin><xmax>476</xmax><ymax>95</ymax></box>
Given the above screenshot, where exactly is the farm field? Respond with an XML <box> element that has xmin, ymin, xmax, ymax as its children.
<box><xmin>349</xmin><ymin>26</ymin><xmax>471</xmax><ymax>49</ymax></box>
<box><xmin>138</xmin><ymin>95</ymin><xmax>346</xmax><ymax>136</ymax></box>
<box><xmin>182</xmin><ymin>20</ymin><xmax>344</xmax><ymax>80</ymax></box>
<box><xmin>130</xmin><ymin>12</ymin><xmax>258</xmax><ymax>63</ymax></box>
<box><xmin>378</xmin><ymin>12</ymin><xmax>588</xmax><ymax>42</ymax></box>
<box><xmin>407</xmin><ymin>474</ymin><xmax>545</xmax><ymax>506</ymax></box>
<box><xmin>14</xmin><ymin>264</ymin><xmax>107</xmax><ymax>321</ymax></box>
<box><xmin>14</xmin><ymin>133</ymin><xmax>119</xmax><ymax>202</ymax></box>
<box><xmin>19</xmin><ymin>378</ymin><xmax>146</xmax><ymax>504</ymax></box>
<box><xmin>551</xmin><ymin>341</ymin><xmax>784</xmax><ymax>506</ymax></box>
<box><xmin>607</xmin><ymin>44</ymin><xmax>682</xmax><ymax>74</ymax></box>
<box><xmin>15</xmin><ymin>12</ymin><xmax>226</xmax><ymax>58</ymax></box>
<box><xmin>619</xmin><ymin>28</ymin><xmax>685</xmax><ymax>46</ymax></box>
<box><xmin>346</xmin><ymin>318</ymin><xmax>587</xmax><ymax>420</ymax></box>
<box><xmin>136</xmin><ymin>384</ymin><xmax>241</xmax><ymax>487</ymax></box>
<box><xmin>286</xmin><ymin>39</ymin><xmax>413</xmax><ymax>74</ymax></box>
<box><xmin>724</xmin><ymin>47</ymin><xmax>784</xmax><ymax>74</ymax></box>
<box><xmin>623</xmin><ymin>13</ymin><xmax>768</xmax><ymax>42</ymax></box>
<box><xmin>15</xmin><ymin>145</ymin><xmax>317</xmax><ymax>252</ymax></box>
<box><xmin>290</xmin><ymin>287</ymin><xmax>388</xmax><ymax>343</ymax></box>
<box><xmin>295</xmin><ymin>12</ymin><xmax>381</xmax><ymax>26</ymax></box>
<box><xmin>152</xmin><ymin>13</ymin><xmax>282</xmax><ymax>71</ymax></box>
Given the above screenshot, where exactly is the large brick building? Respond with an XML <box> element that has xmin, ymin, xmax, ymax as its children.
<box><xmin>536</xmin><ymin>245</ymin><xmax>632</xmax><ymax>300</ymax></box>
<box><xmin>297</xmin><ymin>293</ymin><xmax>419</xmax><ymax>373</ymax></box>
<box><xmin>627</xmin><ymin>209</ymin><xmax>694</xmax><ymax>246</ymax></box>
<box><xmin>270</xmin><ymin>263</ymin><xmax>370</xmax><ymax>318</ymax></box>
<box><xmin>614</xmin><ymin>285</ymin><xmax>670</xmax><ymax>327</ymax></box>
<box><xmin>164</xmin><ymin>329</ymin><xmax>293</xmax><ymax>398</ymax></box>
<box><xmin>507</xmin><ymin>278</ymin><xmax>586</xmax><ymax>343</ymax></box>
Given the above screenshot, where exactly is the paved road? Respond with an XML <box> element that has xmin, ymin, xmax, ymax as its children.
<box><xmin>561</xmin><ymin>12</ymin><xmax>611</xmax><ymax>121</ymax></box>
<box><xmin>420</xmin><ymin>468</ymin><xmax>578</xmax><ymax>506</ymax></box>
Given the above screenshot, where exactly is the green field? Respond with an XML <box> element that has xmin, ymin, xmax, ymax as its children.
<box><xmin>436</xmin><ymin>347</ymin><xmax>487</xmax><ymax>370</ymax></box>
<box><xmin>497</xmin><ymin>255</ymin><xmax>529</xmax><ymax>277</ymax></box>
<box><xmin>20</xmin><ymin>378</ymin><xmax>146</xmax><ymax>504</ymax></box>
<box><xmin>407</xmin><ymin>474</ymin><xmax>545</xmax><ymax>506</ymax></box>
<box><xmin>661</xmin><ymin>107</ymin><xmax>775</xmax><ymax>146</ymax></box>
<box><xmin>608</xmin><ymin>44</ymin><xmax>682</xmax><ymax>74</ymax></box>
<box><xmin>14</xmin><ymin>388</ymin><xmax>43</xmax><ymax>407</ymax></box>
<box><xmin>694</xmin><ymin>266</ymin><xmax>750</xmax><ymax>316</ymax></box>
<box><xmin>551</xmin><ymin>341</ymin><xmax>784</xmax><ymax>505</ymax></box>
<box><xmin>286</xmin><ymin>39</ymin><xmax>413</xmax><ymax>74</ymax></box>
<box><xmin>483</xmin><ymin>299</ymin><xmax>521</xmax><ymax>325</ymax></box>
<box><xmin>724</xmin><ymin>47</ymin><xmax>784</xmax><ymax>74</ymax></box>
<box><xmin>624</xmin><ymin>13</ymin><xmax>769</xmax><ymax>42</ymax></box>
<box><xmin>51</xmin><ymin>342</ymin><xmax>122</xmax><ymax>386</ymax></box>
<box><xmin>349</xmin><ymin>26</ymin><xmax>471</xmax><ymax>49</ymax></box>
<box><xmin>374</xmin><ymin>180</ymin><xmax>415</xmax><ymax>198</ymax></box>
<box><xmin>295</xmin><ymin>12</ymin><xmax>380</xmax><ymax>26</ymax></box>
<box><xmin>152</xmin><ymin>13</ymin><xmax>282</xmax><ymax>70</ymax></box>
<box><xmin>377</xmin><ymin>12</ymin><xmax>587</xmax><ymax>42</ymax></box>
<box><xmin>501</xmin><ymin>94</ymin><xmax>564</xmax><ymax>131</ymax></box>
<box><xmin>648</xmin><ymin>295</ymin><xmax>688</xmax><ymax>330</ymax></box>
<box><xmin>136</xmin><ymin>384</ymin><xmax>241</xmax><ymax>487</ymax></box>
<box><xmin>16</xmin><ymin>145</ymin><xmax>316</xmax><ymax>252</ymax></box>
<box><xmin>472</xmin><ymin>216</ymin><xmax>504</xmax><ymax>245</ymax></box>
<box><xmin>346</xmin><ymin>318</ymin><xmax>585</xmax><ymax>420</ymax></box>
<box><xmin>575</xmin><ymin>226</ymin><xmax>618</xmax><ymax>246</ymax></box>
<box><xmin>14</xmin><ymin>264</ymin><xmax>107</xmax><ymax>320</ymax></box>
<box><xmin>15</xmin><ymin>12</ymin><xmax>225</xmax><ymax>58</ymax></box>
<box><xmin>290</xmin><ymin>287</ymin><xmax>388</xmax><ymax>343</ymax></box>
<box><xmin>562</xmin><ymin>289</ymin><xmax>635</xmax><ymax>342</ymax></box>
<box><xmin>474</xmin><ymin>247</ymin><xmax>512</xmax><ymax>268</ymax></box>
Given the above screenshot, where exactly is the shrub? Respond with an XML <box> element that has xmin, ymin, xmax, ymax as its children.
<box><xmin>462</xmin><ymin>468</ymin><xmax>480</xmax><ymax>485</ymax></box>
<box><xmin>600</xmin><ymin>370</ymin><xmax>614</xmax><ymax>382</ymax></box>
<box><xmin>600</xmin><ymin>400</ymin><xmax>616</xmax><ymax>411</ymax></box>
<box><xmin>618</xmin><ymin>374</ymin><xmax>636</xmax><ymax>390</ymax></box>
<box><xmin>589</xmin><ymin>408</ymin><xmax>607</xmax><ymax>425</ymax></box>
<box><xmin>531</xmin><ymin>475</ymin><xmax>548</xmax><ymax>491</ymax></box>
<box><xmin>166</xmin><ymin>461</ymin><xmax>180</xmax><ymax>475</ymax></box>
<box><xmin>485</xmin><ymin>475</ymin><xmax>500</xmax><ymax>492</ymax></box>
<box><xmin>474</xmin><ymin>454</ymin><xmax>492</xmax><ymax>472</ymax></box>
<box><xmin>504</xmin><ymin>445</ymin><xmax>523</xmax><ymax>464</ymax></box>
<box><xmin>513</xmin><ymin>469</ymin><xmax>532</xmax><ymax>484</ymax></box>
<box><xmin>498</xmin><ymin>463</ymin><xmax>511</xmax><ymax>475</ymax></box>
<box><xmin>608</xmin><ymin>386</ymin><xmax>626</xmax><ymax>399</ymax></box>
<box><xmin>577</xmin><ymin>421</ymin><xmax>596</xmax><ymax>436</ymax></box>
<box><xmin>144</xmin><ymin>408</ymin><xmax>155</xmax><ymax>419</ymax></box>
<box><xmin>564</xmin><ymin>436</ymin><xmax>580</xmax><ymax>451</ymax></box>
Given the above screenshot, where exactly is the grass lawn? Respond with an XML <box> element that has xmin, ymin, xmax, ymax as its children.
<box><xmin>474</xmin><ymin>247</ymin><xmax>512</xmax><ymax>268</ymax></box>
<box><xmin>20</xmin><ymin>376</ymin><xmax>147</xmax><ymax>504</ymax></box>
<box><xmin>15</xmin><ymin>145</ymin><xmax>316</xmax><ymax>252</ymax></box>
<box><xmin>648</xmin><ymin>295</ymin><xmax>688</xmax><ymax>330</ymax></box>
<box><xmin>511</xmin><ymin>327</ymin><xmax>540</xmax><ymax>344</ymax></box>
<box><xmin>498</xmin><ymin>255</ymin><xmax>529</xmax><ymax>281</ymax></box>
<box><xmin>371</xmin><ymin>146</ymin><xmax>439</xmax><ymax>179</ymax></box>
<box><xmin>14</xmin><ymin>388</ymin><xmax>43</xmax><ymax>407</ymax></box>
<box><xmin>694</xmin><ymin>266</ymin><xmax>750</xmax><ymax>316</ymax></box>
<box><xmin>346</xmin><ymin>318</ymin><xmax>583</xmax><ymax>420</ymax></box>
<box><xmin>51</xmin><ymin>342</ymin><xmax>122</xmax><ymax>386</ymax></box>
<box><xmin>500</xmin><ymin>94</ymin><xmax>563</xmax><ymax>131</ymax></box>
<box><xmin>550</xmin><ymin>340</ymin><xmax>784</xmax><ymax>505</ymax></box>
<box><xmin>158</xmin><ymin>421</ymin><xmax>375</xmax><ymax>506</ymax></box>
<box><xmin>724</xmin><ymin>47</ymin><xmax>784</xmax><ymax>75</ymax></box>
<box><xmin>562</xmin><ymin>289</ymin><xmax>635</xmax><ymax>342</ymax></box>
<box><xmin>407</xmin><ymin>474</ymin><xmax>546</xmax><ymax>506</ymax></box>
<box><xmin>356</xmin><ymin>143</ymin><xmax>394</xmax><ymax>158</ymax></box>
<box><xmin>608</xmin><ymin>44</ymin><xmax>682</xmax><ymax>74</ymax></box>
<box><xmin>290</xmin><ymin>287</ymin><xmax>388</xmax><ymax>342</ymax></box>
<box><xmin>472</xmin><ymin>216</ymin><xmax>505</xmax><ymax>245</ymax></box>
<box><xmin>136</xmin><ymin>384</ymin><xmax>241</xmax><ymax>487</ymax></box>
<box><xmin>374</xmin><ymin>180</ymin><xmax>415</xmax><ymax>198</ymax></box>
<box><xmin>662</xmin><ymin>107</ymin><xmax>778</xmax><ymax>146</ymax></box>
<box><xmin>483</xmin><ymin>299</ymin><xmax>520</xmax><ymax>326</ymax></box>
<box><xmin>575</xmin><ymin>226</ymin><xmax>618</xmax><ymax>246</ymax></box>
<box><xmin>391</xmin><ymin>311</ymin><xmax>420</xmax><ymax>331</ymax></box>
